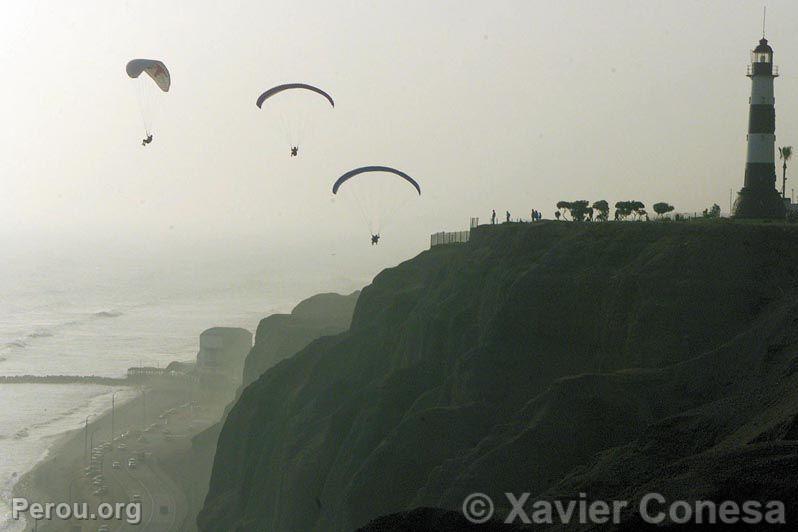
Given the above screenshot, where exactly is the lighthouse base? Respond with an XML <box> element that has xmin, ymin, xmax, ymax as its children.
<box><xmin>733</xmin><ymin>187</ymin><xmax>786</xmax><ymax>219</ymax></box>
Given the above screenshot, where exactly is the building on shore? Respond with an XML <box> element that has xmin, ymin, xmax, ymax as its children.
<box><xmin>733</xmin><ymin>35</ymin><xmax>786</xmax><ymax>219</ymax></box>
<box><xmin>196</xmin><ymin>327</ymin><xmax>252</xmax><ymax>388</ymax></box>
<box><xmin>126</xmin><ymin>328</ymin><xmax>250</xmax><ymax>392</ymax></box>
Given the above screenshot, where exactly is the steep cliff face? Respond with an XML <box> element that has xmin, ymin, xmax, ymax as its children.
<box><xmin>199</xmin><ymin>222</ymin><xmax>798</xmax><ymax>531</ymax></box>
<box><xmin>242</xmin><ymin>291</ymin><xmax>359</xmax><ymax>386</ymax></box>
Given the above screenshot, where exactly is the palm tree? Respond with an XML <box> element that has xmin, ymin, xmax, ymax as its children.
<box><xmin>779</xmin><ymin>146</ymin><xmax>793</xmax><ymax>200</ymax></box>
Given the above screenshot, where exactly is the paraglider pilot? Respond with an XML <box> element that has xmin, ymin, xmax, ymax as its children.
<box><xmin>142</xmin><ymin>134</ymin><xmax>153</xmax><ymax>146</ymax></box>
<box><xmin>371</xmin><ymin>234</ymin><xmax>380</xmax><ymax>245</ymax></box>
<box><xmin>290</xmin><ymin>146</ymin><xmax>299</xmax><ymax>157</ymax></box>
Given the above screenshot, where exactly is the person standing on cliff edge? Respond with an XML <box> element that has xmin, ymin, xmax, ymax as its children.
<box><xmin>491</xmin><ymin>210</ymin><xmax>497</xmax><ymax>224</ymax></box>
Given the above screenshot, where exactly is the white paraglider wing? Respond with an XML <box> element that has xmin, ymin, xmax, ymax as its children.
<box><xmin>126</xmin><ymin>60</ymin><xmax>170</xmax><ymax>92</ymax></box>
<box><xmin>126</xmin><ymin>59</ymin><xmax>170</xmax><ymax>137</ymax></box>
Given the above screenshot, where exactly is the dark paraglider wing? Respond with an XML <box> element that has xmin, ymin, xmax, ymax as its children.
<box><xmin>332</xmin><ymin>166</ymin><xmax>422</xmax><ymax>237</ymax></box>
<box><xmin>256</xmin><ymin>84</ymin><xmax>335</xmax><ymax>108</ymax></box>
<box><xmin>126</xmin><ymin>59</ymin><xmax>171</xmax><ymax>92</ymax></box>
<box><xmin>332</xmin><ymin>166</ymin><xmax>421</xmax><ymax>195</ymax></box>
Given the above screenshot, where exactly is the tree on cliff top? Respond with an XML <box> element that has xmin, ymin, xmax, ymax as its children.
<box><xmin>631</xmin><ymin>201</ymin><xmax>646</xmax><ymax>220</ymax></box>
<box><xmin>556</xmin><ymin>201</ymin><xmax>571</xmax><ymax>220</ymax></box>
<box><xmin>614</xmin><ymin>201</ymin><xmax>632</xmax><ymax>220</ymax></box>
<box><xmin>592</xmin><ymin>200</ymin><xmax>609</xmax><ymax>221</ymax></box>
<box><xmin>567</xmin><ymin>200</ymin><xmax>591</xmax><ymax>222</ymax></box>
<box><xmin>703</xmin><ymin>204</ymin><xmax>721</xmax><ymax>218</ymax></box>
<box><xmin>614</xmin><ymin>201</ymin><xmax>646</xmax><ymax>221</ymax></box>
<box><xmin>779</xmin><ymin>146</ymin><xmax>793</xmax><ymax>199</ymax></box>
<box><xmin>653</xmin><ymin>202</ymin><xmax>675</xmax><ymax>218</ymax></box>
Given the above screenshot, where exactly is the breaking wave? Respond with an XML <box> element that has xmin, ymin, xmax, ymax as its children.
<box><xmin>93</xmin><ymin>310</ymin><xmax>123</xmax><ymax>319</ymax></box>
<box><xmin>1</xmin><ymin>341</ymin><xmax>26</xmax><ymax>351</ymax></box>
<box><xmin>26</xmin><ymin>329</ymin><xmax>53</xmax><ymax>339</ymax></box>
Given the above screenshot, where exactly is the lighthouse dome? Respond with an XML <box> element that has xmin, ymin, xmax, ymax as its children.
<box><xmin>754</xmin><ymin>38</ymin><xmax>773</xmax><ymax>54</ymax></box>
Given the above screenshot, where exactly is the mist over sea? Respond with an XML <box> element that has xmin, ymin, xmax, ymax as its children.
<box><xmin>0</xmin><ymin>237</ymin><xmax>367</xmax><ymax>530</ymax></box>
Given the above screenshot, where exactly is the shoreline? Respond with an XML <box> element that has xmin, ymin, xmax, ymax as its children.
<box><xmin>0</xmin><ymin>376</ymin><xmax>129</xmax><ymax>385</ymax></box>
<box><xmin>3</xmin><ymin>371</ymin><xmax>198</xmax><ymax>506</ymax></box>
<box><xmin>11</xmin><ymin>384</ymin><xmax>195</xmax><ymax>531</ymax></box>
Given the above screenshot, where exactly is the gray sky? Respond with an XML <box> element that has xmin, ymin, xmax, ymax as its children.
<box><xmin>0</xmin><ymin>0</ymin><xmax>795</xmax><ymax>269</ymax></box>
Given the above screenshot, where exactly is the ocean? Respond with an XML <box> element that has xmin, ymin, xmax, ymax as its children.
<box><xmin>0</xmin><ymin>238</ymin><xmax>367</xmax><ymax>530</ymax></box>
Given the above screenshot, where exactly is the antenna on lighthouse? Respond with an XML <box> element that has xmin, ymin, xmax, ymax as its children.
<box><xmin>762</xmin><ymin>6</ymin><xmax>767</xmax><ymax>38</ymax></box>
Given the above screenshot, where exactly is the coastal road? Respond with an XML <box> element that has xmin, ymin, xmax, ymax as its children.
<box><xmin>21</xmin><ymin>392</ymin><xmax>217</xmax><ymax>532</ymax></box>
<box><xmin>104</xmin><ymin>440</ymin><xmax>186</xmax><ymax>531</ymax></box>
<box><xmin>88</xmin><ymin>411</ymin><xmax>193</xmax><ymax>531</ymax></box>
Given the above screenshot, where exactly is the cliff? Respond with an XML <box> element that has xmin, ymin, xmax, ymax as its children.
<box><xmin>199</xmin><ymin>221</ymin><xmax>798</xmax><ymax>530</ymax></box>
<box><xmin>242</xmin><ymin>291</ymin><xmax>360</xmax><ymax>386</ymax></box>
<box><xmin>186</xmin><ymin>294</ymin><xmax>359</xmax><ymax>529</ymax></box>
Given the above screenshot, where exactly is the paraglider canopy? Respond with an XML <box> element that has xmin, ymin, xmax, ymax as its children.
<box><xmin>332</xmin><ymin>166</ymin><xmax>421</xmax><ymax>195</ymax></box>
<box><xmin>256</xmin><ymin>83</ymin><xmax>334</xmax><ymax>108</ymax></box>
<box><xmin>126</xmin><ymin>59</ymin><xmax>171</xmax><ymax>92</ymax></box>
<box><xmin>255</xmin><ymin>83</ymin><xmax>334</xmax><ymax>156</ymax></box>
<box><xmin>332</xmin><ymin>166</ymin><xmax>422</xmax><ymax>242</ymax></box>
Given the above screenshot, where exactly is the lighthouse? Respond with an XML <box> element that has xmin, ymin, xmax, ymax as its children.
<box><xmin>733</xmin><ymin>36</ymin><xmax>786</xmax><ymax>218</ymax></box>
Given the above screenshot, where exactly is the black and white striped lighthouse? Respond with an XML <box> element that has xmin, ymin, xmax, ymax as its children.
<box><xmin>733</xmin><ymin>36</ymin><xmax>786</xmax><ymax>218</ymax></box>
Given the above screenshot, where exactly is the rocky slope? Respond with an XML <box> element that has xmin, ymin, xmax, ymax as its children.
<box><xmin>242</xmin><ymin>291</ymin><xmax>360</xmax><ymax>386</ymax></box>
<box><xmin>199</xmin><ymin>221</ymin><xmax>798</xmax><ymax>530</ymax></box>
<box><xmin>187</xmin><ymin>291</ymin><xmax>359</xmax><ymax>528</ymax></box>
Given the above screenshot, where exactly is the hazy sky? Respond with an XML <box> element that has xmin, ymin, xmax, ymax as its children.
<box><xmin>1</xmin><ymin>0</ymin><xmax>796</xmax><ymax>271</ymax></box>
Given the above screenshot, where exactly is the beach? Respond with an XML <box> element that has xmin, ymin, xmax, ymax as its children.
<box><xmin>11</xmin><ymin>378</ymin><xmax>225</xmax><ymax>532</ymax></box>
